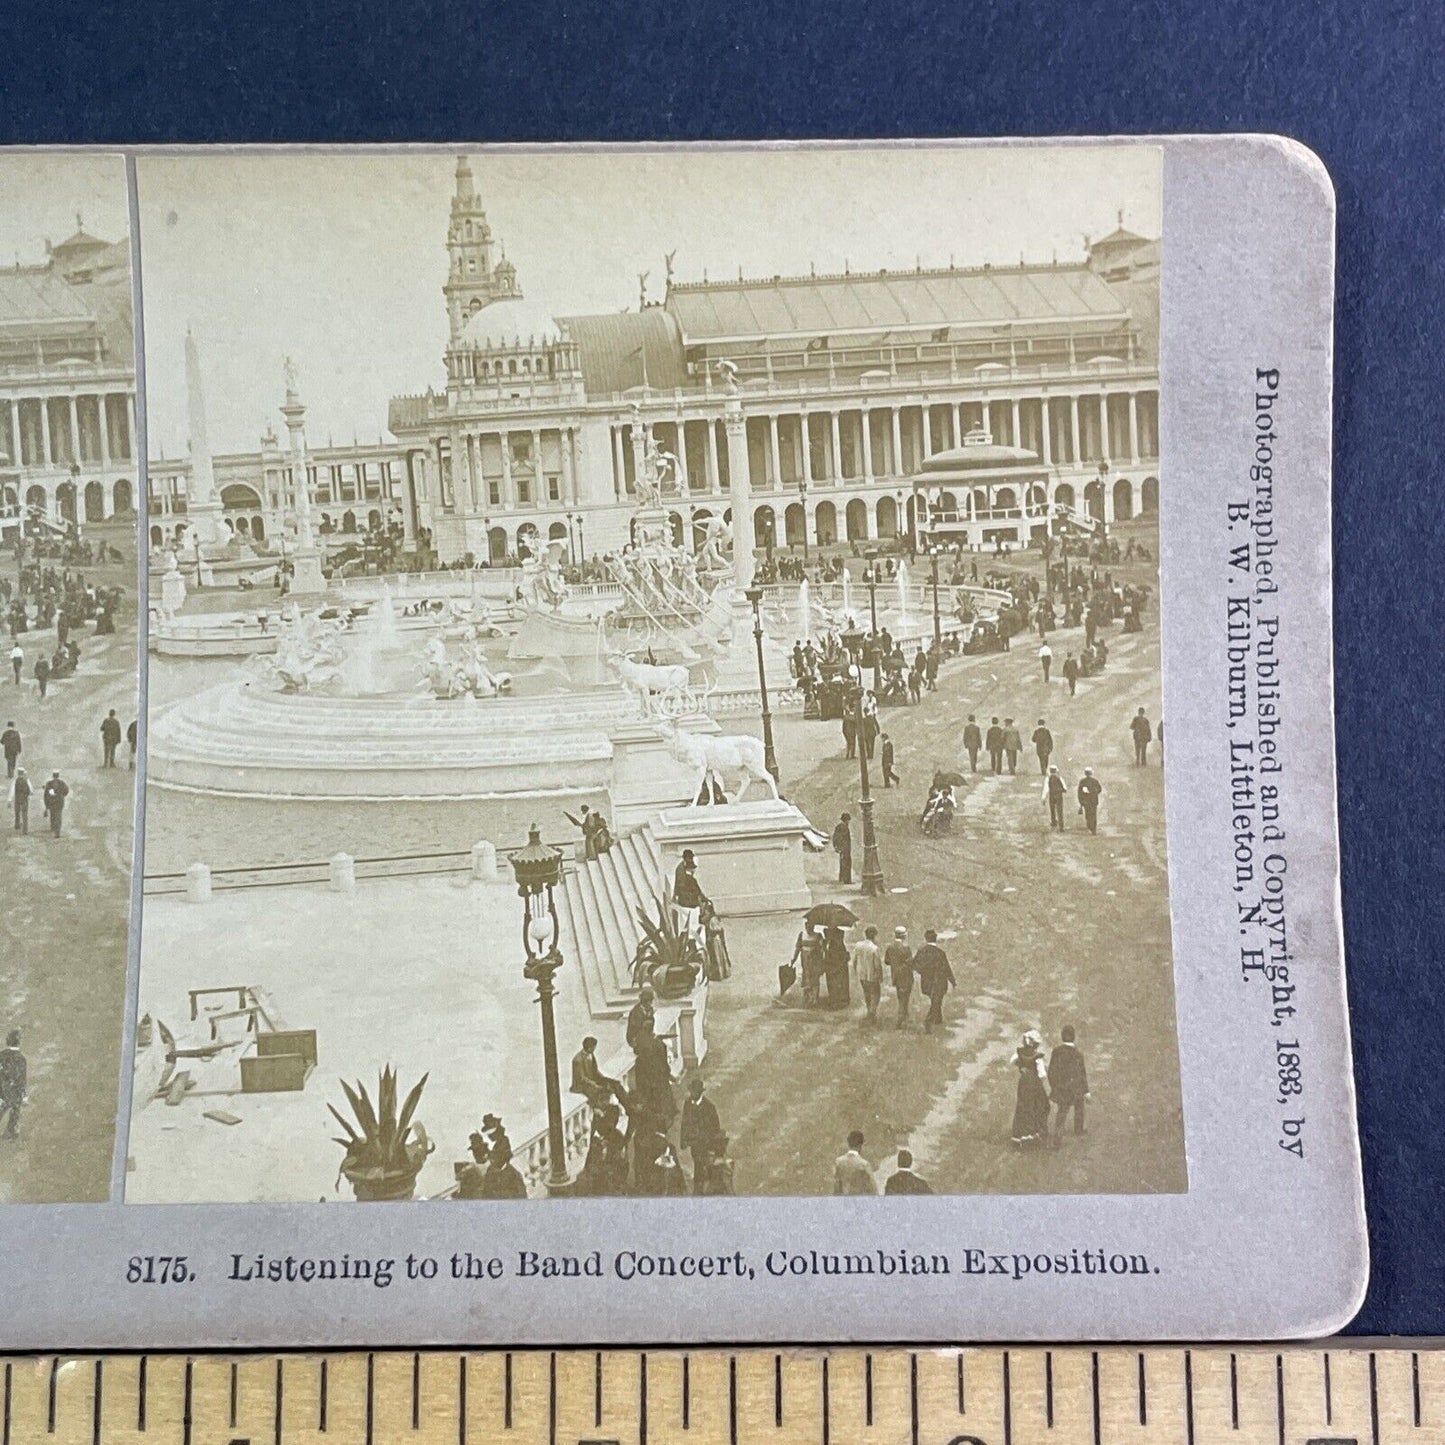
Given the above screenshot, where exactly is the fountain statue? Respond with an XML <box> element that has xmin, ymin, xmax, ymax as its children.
<box><xmin>519</xmin><ymin>539</ymin><xmax>569</xmax><ymax>612</ymax></box>
<box><xmin>423</xmin><ymin>630</ymin><xmax>513</xmax><ymax>699</ymax></box>
<box><xmin>263</xmin><ymin>604</ymin><xmax>348</xmax><ymax>693</ymax></box>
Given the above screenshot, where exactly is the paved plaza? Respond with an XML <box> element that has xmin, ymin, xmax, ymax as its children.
<box><xmin>0</xmin><ymin>554</ymin><xmax>137</xmax><ymax>1204</ymax></box>
<box><xmin>703</xmin><ymin>588</ymin><xmax>1185</xmax><ymax>1196</ymax></box>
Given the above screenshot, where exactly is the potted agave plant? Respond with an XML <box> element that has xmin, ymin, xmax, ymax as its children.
<box><xmin>329</xmin><ymin>1067</ymin><xmax>433</xmax><ymax>1202</ymax></box>
<box><xmin>631</xmin><ymin>886</ymin><xmax>704</xmax><ymax>1000</ymax></box>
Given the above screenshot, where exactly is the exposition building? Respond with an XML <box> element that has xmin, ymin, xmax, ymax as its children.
<box><xmin>0</xmin><ymin>223</ymin><xmax>139</xmax><ymax>540</ymax></box>
<box><xmin>149</xmin><ymin>157</ymin><xmax>1161</xmax><ymax>565</ymax></box>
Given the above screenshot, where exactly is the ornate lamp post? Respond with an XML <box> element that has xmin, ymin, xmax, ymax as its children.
<box><xmin>744</xmin><ymin>586</ymin><xmax>780</xmax><ymax>783</ymax></box>
<box><xmin>863</xmin><ymin>566</ymin><xmax>882</xmax><ymax>692</ymax></box>
<box><xmin>508</xmin><ymin>824</ymin><xmax>573</xmax><ymax>1196</ymax></box>
<box><xmin>929</xmin><ymin>544</ymin><xmax>942</xmax><ymax>649</ymax></box>
<box><xmin>851</xmin><ymin>681</ymin><xmax>886</xmax><ymax>897</ymax></box>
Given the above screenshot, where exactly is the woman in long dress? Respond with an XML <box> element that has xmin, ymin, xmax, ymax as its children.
<box><xmin>702</xmin><ymin>901</ymin><xmax>732</xmax><ymax>981</ymax></box>
<box><xmin>1010</xmin><ymin>1031</ymin><xmax>1051</xmax><ymax>1147</ymax></box>
<box><xmin>823</xmin><ymin>925</ymin><xmax>850</xmax><ymax>1009</ymax></box>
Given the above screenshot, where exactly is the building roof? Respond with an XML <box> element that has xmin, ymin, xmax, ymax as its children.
<box><xmin>0</xmin><ymin>267</ymin><xmax>96</xmax><ymax>331</ymax></box>
<box><xmin>1089</xmin><ymin>225</ymin><xmax>1152</xmax><ymax>254</ymax></box>
<box><xmin>664</xmin><ymin>264</ymin><xmax>1129</xmax><ymax>344</ymax></box>
<box><xmin>559</xmin><ymin>307</ymin><xmax>688</xmax><ymax>398</ymax></box>
<box><xmin>920</xmin><ymin>441</ymin><xmax>1042</xmax><ymax>475</ymax></box>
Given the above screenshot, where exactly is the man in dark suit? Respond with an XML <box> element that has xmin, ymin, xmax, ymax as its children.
<box><xmin>680</xmin><ymin>1076</ymin><xmax>725</xmax><ymax>1194</ymax></box>
<box><xmin>1048</xmin><ymin>1025</ymin><xmax>1090</xmax><ymax>1141</ymax></box>
<box><xmin>883</xmin><ymin>1148</ymin><xmax>933</xmax><ymax>1194</ymax></box>
<box><xmin>832</xmin><ymin>812</ymin><xmax>853</xmax><ymax>884</ymax></box>
<box><xmin>880</xmin><ymin>732</ymin><xmax>900</xmax><ymax>788</ymax></box>
<box><xmin>985</xmin><ymin>717</ymin><xmax>1004</xmax><ymax>773</ymax></box>
<box><xmin>570</xmin><ymin>1036</ymin><xmax>620</xmax><ymax>1109</ymax></box>
<box><xmin>42</xmin><ymin>770</ymin><xmax>68</xmax><ymax>837</ymax></box>
<box><xmin>1076</xmin><ymin>767</ymin><xmax>1103</xmax><ymax>834</ymax></box>
<box><xmin>963</xmin><ymin>714</ymin><xmax>982</xmax><ymax>772</ymax></box>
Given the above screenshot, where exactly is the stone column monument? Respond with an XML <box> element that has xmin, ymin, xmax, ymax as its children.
<box><xmin>279</xmin><ymin>358</ymin><xmax>326</xmax><ymax>596</ymax></box>
<box><xmin>183</xmin><ymin>329</ymin><xmax>226</xmax><ymax>580</ymax></box>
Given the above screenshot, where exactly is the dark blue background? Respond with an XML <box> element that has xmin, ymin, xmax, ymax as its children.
<box><xmin>3</xmin><ymin>0</ymin><xmax>1439</xmax><ymax>1337</ymax></box>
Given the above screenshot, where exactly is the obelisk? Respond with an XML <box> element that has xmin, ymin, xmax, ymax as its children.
<box><xmin>183</xmin><ymin>329</ymin><xmax>225</xmax><ymax>558</ymax></box>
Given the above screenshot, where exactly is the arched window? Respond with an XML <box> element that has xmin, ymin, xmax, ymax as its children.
<box><xmin>814</xmin><ymin>500</ymin><xmax>838</xmax><ymax>547</ymax></box>
<box><xmin>1084</xmin><ymin>480</ymin><xmax>1105</xmax><ymax>522</ymax></box>
<box><xmin>488</xmin><ymin>526</ymin><xmax>508</xmax><ymax>564</ymax></box>
<box><xmin>112</xmin><ymin>478</ymin><xmax>133</xmax><ymax>514</ymax></box>
<box><xmin>1054</xmin><ymin>482</ymin><xmax>1076</xmax><ymax>512</ymax></box>
<box><xmin>251</xmin><ymin>515</ymin><xmax>266</xmax><ymax>541</ymax></box>
<box><xmin>342</xmin><ymin>509</ymin><xmax>357</xmax><ymax>532</ymax></box>
<box><xmin>57</xmin><ymin>482</ymin><xmax>77</xmax><ymax>523</ymax></box>
<box><xmin>876</xmin><ymin>495</ymin><xmax>898</xmax><ymax>538</ymax></box>
<box><xmin>1112</xmin><ymin>478</ymin><xmax>1134</xmax><ymax>521</ymax></box>
<box><xmin>149</xmin><ymin>524</ymin><xmax>163</xmax><ymax>547</ymax></box>
<box><xmin>753</xmin><ymin>505</ymin><xmax>776</xmax><ymax>551</ymax></box>
<box><xmin>1141</xmin><ymin>477</ymin><xmax>1159</xmax><ymax>515</ymax></box>
<box><xmin>548</xmin><ymin>521</ymin><xmax>568</xmax><ymax>541</ymax></box>
<box><xmin>784</xmin><ymin>502</ymin><xmax>806</xmax><ymax>548</ymax></box>
<box><xmin>845</xmin><ymin>498</ymin><xmax>868</xmax><ymax>541</ymax></box>
<box><xmin>84</xmin><ymin>481</ymin><xmax>105</xmax><ymax>522</ymax></box>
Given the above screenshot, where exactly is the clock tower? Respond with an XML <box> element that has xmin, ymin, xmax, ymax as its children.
<box><xmin>444</xmin><ymin>156</ymin><xmax>523</xmax><ymax>345</ymax></box>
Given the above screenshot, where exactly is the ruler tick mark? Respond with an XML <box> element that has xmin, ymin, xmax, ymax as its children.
<box><xmin>1275</xmin><ymin>1354</ymin><xmax>1284</xmax><ymax>1445</ymax></box>
<box><xmin>1003</xmin><ymin>1350</ymin><xmax>1013</xmax><ymax>1445</ymax></box>
<box><xmin>181</xmin><ymin>1359</ymin><xmax>192</xmax><ymax>1445</ymax></box>
<box><xmin>319</xmin><ymin>1357</ymin><xmax>329</xmax><ymax>1433</ymax></box>
<box><xmin>1370</xmin><ymin>1351</ymin><xmax>1380</xmax><ymax>1445</ymax></box>
<box><xmin>459</xmin><ymin>1356</ymin><xmax>468</xmax><ymax>1445</ymax></box>
<box><xmin>1324</xmin><ymin>1351</ymin><xmax>1333</xmax><ymax>1424</ymax></box>
<box><xmin>366</xmin><ymin>1352</ymin><xmax>375</xmax><ymax>1445</ymax></box>
<box><xmin>639</xmin><ymin>1353</ymin><xmax>649</xmax><ymax>1445</ymax></box>
<box><xmin>1185</xmin><ymin>1350</ymin><xmax>1195</xmax><ymax>1445</ymax></box>
<box><xmin>1413</xmin><ymin>1350</ymin><xmax>1422</xmax><ymax>1427</ymax></box>
<box><xmin>682</xmin><ymin>1353</ymin><xmax>690</xmax><ymax>1431</ymax></box>
<box><xmin>1045</xmin><ymin>1350</ymin><xmax>1054</xmax><ymax>1429</ymax></box>
<box><xmin>910</xmin><ymin>1352</ymin><xmax>919</xmax><ymax>1445</ymax></box>
<box><xmin>91</xmin><ymin>1360</ymin><xmax>102</xmax><ymax>1445</ymax></box>
<box><xmin>2</xmin><ymin>1361</ymin><xmax>9</xmax><ymax>1445</ymax></box>
<box><xmin>728</xmin><ymin>1352</ymin><xmax>739</xmax><ymax>1445</ymax></box>
<box><xmin>866</xmin><ymin>1352</ymin><xmax>874</xmax><ymax>1426</ymax></box>
<box><xmin>412</xmin><ymin>1353</ymin><xmax>420</xmax><ymax>1432</ymax></box>
<box><xmin>273</xmin><ymin>1358</ymin><xmax>282</xmax><ymax>1445</ymax></box>
<box><xmin>594</xmin><ymin>1350</ymin><xmax>602</xmax><ymax>1429</ymax></box>
<box><xmin>1090</xmin><ymin>1351</ymin><xmax>1101</xmax><ymax>1445</ymax></box>
<box><xmin>140</xmin><ymin>1356</ymin><xmax>150</xmax><ymax>1433</ymax></box>
<box><xmin>1229</xmin><ymin>1352</ymin><xmax>1239</xmax><ymax>1430</ymax></box>
<box><xmin>821</xmin><ymin>1356</ymin><xmax>830</xmax><ymax>1445</ymax></box>
<box><xmin>957</xmin><ymin>1352</ymin><xmax>966</xmax><ymax>1414</ymax></box>
<box><xmin>47</xmin><ymin>1356</ymin><xmax>57</xmax><ymax>1434</ymax></box>
<box><xmin>504</xmin><ymin>1353</ymin><xmax>512</xmax><ymax>1431</ymax></box>
<box><xmin>1138</xmin><ymin>1352</ymin><xmax>1147</xmax><ymax>1426</ymax></box>
<box><xmin>773</xmin><ymin>1353</ymin><xmax>782</xmax><ymax>1427</ymax></box>
<box><xmin>550</xmin><ymin>1351</ymin><xmax>558</xmax><ymax>1445</ymax></box>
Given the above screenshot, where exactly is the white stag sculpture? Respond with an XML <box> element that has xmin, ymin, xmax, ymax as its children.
<box><xmin>664</xmin><ymin>722</ymin><xmax>778</xmax><ymax>805</ymax></box>
<box><xmin>612</xmin><ymin>651</ymin><xmax>691</xmax><ymax>711</ymax></box>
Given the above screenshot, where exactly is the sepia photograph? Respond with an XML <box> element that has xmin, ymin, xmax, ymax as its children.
<box><xmin>0</xmin><ymin>152</ymin><xmax>140</xmax><ymax>1203</ymax></box>
<box><xmin>128</xmin><ymin>145</ymin><xmax>1182</xmax><ymax>1205</ymax></box>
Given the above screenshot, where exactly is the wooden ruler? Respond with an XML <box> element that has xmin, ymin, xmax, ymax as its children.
<box><xmin>0</xmin><ymin>1345</ymin><xmax>1436</xmax><ymax>1444</ymax></box>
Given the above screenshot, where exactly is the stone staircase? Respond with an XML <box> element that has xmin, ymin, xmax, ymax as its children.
<box><xmin>557</xmin><ymin>827</ymin><xmax>666</xmax><ymax>1018</ymax></box>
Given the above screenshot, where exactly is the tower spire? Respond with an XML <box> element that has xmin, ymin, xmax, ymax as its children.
<box><xmin>444</xmin><ymin>154</ymin><xmax>522</xmax><ymax>346</ymax></box>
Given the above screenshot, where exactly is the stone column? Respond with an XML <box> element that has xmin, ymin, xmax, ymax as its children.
<box><xmin>40</xmin><ymin>398</ymin><xmax>52</xmax><ymax>467</ymax></box>
<box><xmin>1040</xmin><ymin>398</ymin><xmax>1053</xmax><ymax>465</ymax></box>
<box><xmin>1011</xmin><ymin>397</ymin><xmax>1021</xmax><ymax>450</ymax></box>
<box><xmin>800</xmin><ymin>413</ymin><xmax>814</xmax><ymax>486</ymax></box>
<box><xmin>768</xmin><ymin>415</ymin><xmax>782</xmax><ymax>488</ymax></box>
<box><xmin>612</xmin><ymin>425</ymin><xmax>625</xmax><ymax>498</ymax></box>
<box><xmin>952</xmin><ymin>401</ymin><xmax>963</xmax><ymax>447</ymax></box>
<box><xmin>1099</xmin><ymin>395</ymin><xmax>1111</xmax><ymax>465</ymax></box>
<box><xmin>561</xmin><ymin>427</ymin><xmax>577</xmax><ymax>505</ymax></box>
<box><xmin>97</xmin><ymin>393</ymin><xmax>110</xmax><ymax>465</ymax></box>
<box><xmin>890</xmin><ymin>407</ymin><xmax>903</xmax><ymax>477</ymax></box>
<box><xmin>829</xmin><ymin>411</ymin><xmax>843</xmax><ymax>482</ymax></box>
<box><xmin>7</xmin><ymin>400</ymin><xmax>19</xmax><ymax>467</ymax></box>
<box><xmin>861</xmin><ymin>409</ymin><xmax>874</xmax><ymax>482</ymax></box>
<box><xmin>920</xmin><ymin>404</ymin><xmax>934</xmax><ymax>460</ymax></box>
<box><xmin>67</xmin><ymin>395</ymin><xmax>80</xmax><ymax>467</ymax></box>
<box><xmin>1069</xmin><ymin>396</ymin><xmax>1081</xmax><ymax>465</ymax></box>
<box><xmin>1128</xmin><ymin>392</ymin><xmax>1140</xmax><ymax>461</ymax></box>
<box><xmin>465</xmin><ymin>433</ymin><xmax>480</xmax><ymax>509</ymax></box>
<box><xmin>706</xmin><ymin>417</ymin><xmax>721</xmax><ymax>493</ymax></box>
<box><xmin>500</xmin><ymin>432</ymin><xmax>514</xmax><ymax>508</ymax></box>
<box><xmin>725</xmin><ymin>393</ymin><xmax>752</xmax><ymax>588</ymax></box>
<box><xmin>531</xmin><ymin>428</ymin><xmax>543</xmax><ymax>505</ymax></box>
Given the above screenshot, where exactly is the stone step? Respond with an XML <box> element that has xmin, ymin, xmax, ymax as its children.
<box><xmin>560</xmin><ymin>870</ymin><xmax>616</xmax><ymax>1018</ymax></box>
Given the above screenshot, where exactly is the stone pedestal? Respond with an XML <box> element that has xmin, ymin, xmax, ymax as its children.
<box><xmin>652</xmin><ymin>798</ymin><xmax>815</xmax><ymax>915</ymax></box>
<box><xmin>289</xmin><ymin>549</ymin><xmax>326</xmax><ymax>596</ymax></box>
